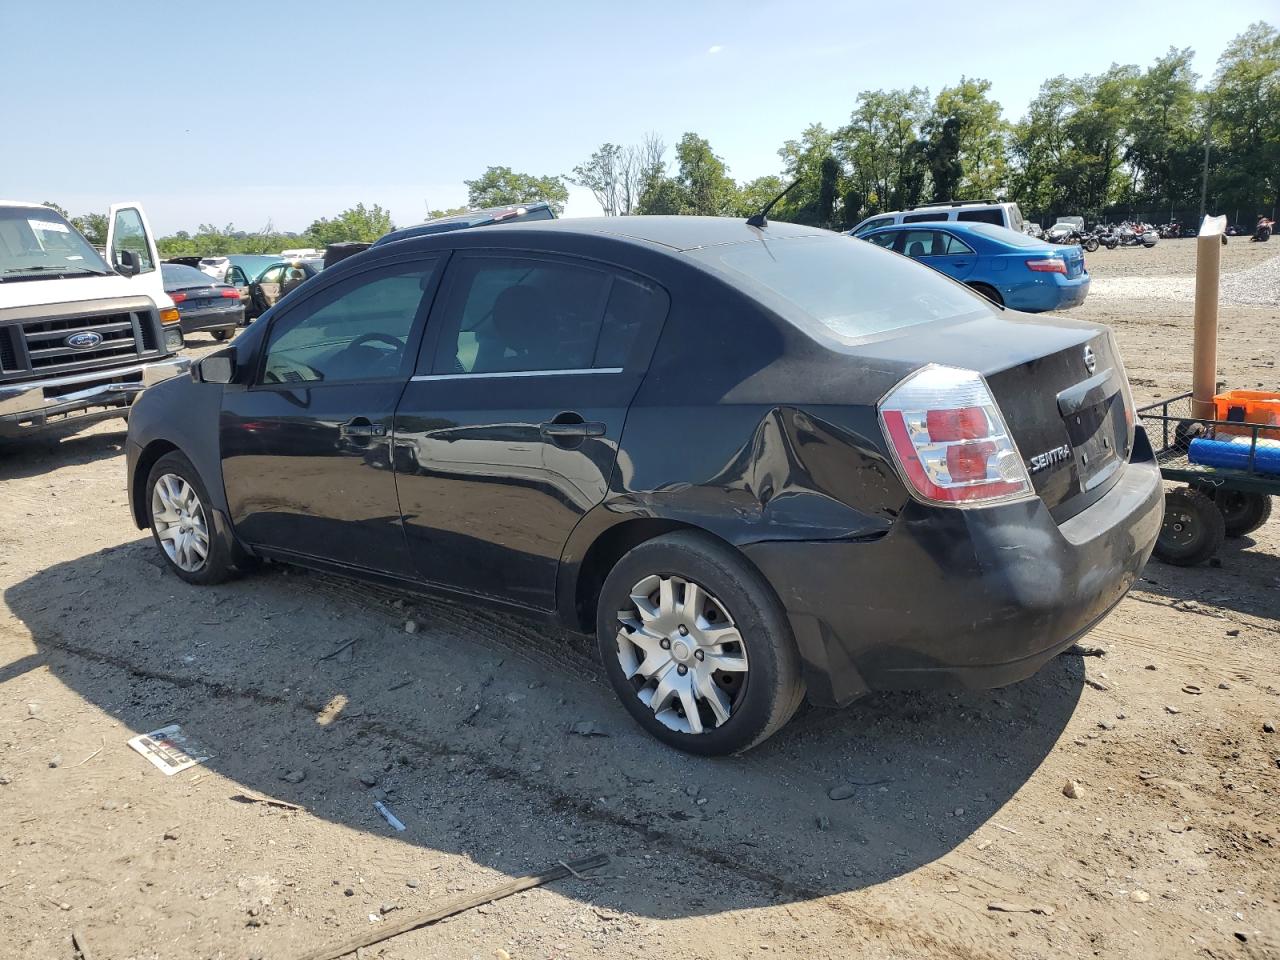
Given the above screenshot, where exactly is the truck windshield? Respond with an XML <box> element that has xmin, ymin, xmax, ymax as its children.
<box><xmin>0</xmin><ymin>207</ymin><xmax>111</xmax><ymax>280</ymax></box>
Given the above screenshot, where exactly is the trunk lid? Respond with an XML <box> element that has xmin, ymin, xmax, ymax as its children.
<box><xmin>853</xmin><ymin>310</ymin><xmax>1135</xmax><ymax>518</ymax></box>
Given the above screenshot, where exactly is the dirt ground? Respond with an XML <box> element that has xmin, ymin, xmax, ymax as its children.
<box><xmin>2</xmin><ymin>240</ymin><xmax>1278</xmax><ymax>960</ymax></box>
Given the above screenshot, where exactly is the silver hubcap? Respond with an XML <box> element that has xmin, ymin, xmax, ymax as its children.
<box><xmin>616</xmin><ymin>575</ymin><xmax>748</xmax><ymax>735</ymax></box>
<box><xmin>151</xmin><ymin>473</ymin><xmax>209</xmax><ymax>572</ymax></box>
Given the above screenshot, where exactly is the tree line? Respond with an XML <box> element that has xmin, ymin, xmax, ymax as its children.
<box><xmin>48</xmin><ymin>22</ymin><xmax>1275</xmax><ymax>254</ymax></box>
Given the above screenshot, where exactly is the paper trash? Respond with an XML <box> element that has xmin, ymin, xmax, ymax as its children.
<box><xmin>127</xmin><ymin>724</ymin><xmax>213</xmax><ymax>776</ymax></box>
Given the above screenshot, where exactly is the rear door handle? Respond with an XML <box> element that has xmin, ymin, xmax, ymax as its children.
<box><xmin>340</xmin><ymin>417</ymin><xmax>385</xmax><ymax>438</ymax></box>
<box><xmin>540</xmin><ymin>420</ymin><xmax>606</xmax><ymax>439</ymax></box>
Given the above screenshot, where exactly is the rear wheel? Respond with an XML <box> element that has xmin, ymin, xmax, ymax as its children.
<box><xmin>1154</xmin><ymin>487</ymin><xmax>1226</xmax><ymax>566</ymax></box>
<box><xmin>212</xmin><ymin>329</ymin><xmax>233</xmax><ymax>341</ymax></box>
<box><xmin>968</xmin><ymin>282</ymin><xmax>1004</xmax><ymax>307</ymax></box>
<box><xmin>1207</xmin><ymin>488</ymin><xmax>1273</xmax><ymax>538</ymax></box>
<box><xmin>596</xmin><ymin>532</ymin><xmax>804</xmax><ymax>755</ymax></box>
<box><xmin>1083</xmin><ymin>237</ymin><xmax>1099</xmax><ymax>252</ymax></box>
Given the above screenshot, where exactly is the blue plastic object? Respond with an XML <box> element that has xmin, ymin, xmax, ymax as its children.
<box><xmin>1187</xmin><ymin>436</ymin><xmax>1280</xmax><ymax>475</ymax></box>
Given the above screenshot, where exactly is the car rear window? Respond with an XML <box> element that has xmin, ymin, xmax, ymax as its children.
<box><xmin>161</xmin><ymin>263</ymin><xmax>213</xmax><ymax>286</ymax></box>
<box><xmin>964</xmin><ymin>222</ymin><xmax>1047</xmax><ymax>247</ymax></box>
<box><xmin>695</xmin><ymin>236</ymin><xmax>990</xmax><ymax>341</ymax></box>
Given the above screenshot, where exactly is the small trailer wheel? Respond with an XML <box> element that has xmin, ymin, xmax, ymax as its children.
<box><xmin>1211</xmin><ymin>489</ymin><xmax>1273</xmax><ymax>538</ymax></box>
<box><xmin>1154</xmin><ymin>487</ymin><xmax>1226</xmax><ymax>566</ymax></box>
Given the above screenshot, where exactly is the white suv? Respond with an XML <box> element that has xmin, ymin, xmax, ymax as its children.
<box><xmin>850</xmin><ymin>200</ymin><xmax>1025</xmax><ymax>237</ymax></box>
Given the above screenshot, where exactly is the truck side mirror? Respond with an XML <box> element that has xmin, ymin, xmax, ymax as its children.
<box><xmin>116</xmin><ymin>249</ymin><xmax>141</xmax><ymax>277</ymax></box>
<box><xmin>195</xmin><ymin>347</ymin><xmax>238</xmax><ymax>384</ymax></box>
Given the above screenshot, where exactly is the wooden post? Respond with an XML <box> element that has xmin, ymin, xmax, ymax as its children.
<box><xmin>1192</xmin><ymin>214</ymin><xmax>1226</xmax><ymax>419</ymax></box>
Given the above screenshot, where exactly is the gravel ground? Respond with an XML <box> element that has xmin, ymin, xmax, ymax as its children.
<box><xmin>1086</xmin><ymin>243</ymin><xmax>1279</xmax><ymax>306</ymax></box>
<box><xmin>1</xmin><ymin>244</ymin><xmax>1277</xmax><ymax>960</ymax></box>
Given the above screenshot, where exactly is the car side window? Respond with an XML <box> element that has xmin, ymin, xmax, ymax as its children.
<box><xmin>903</xmin><ymin>231</ymin><xmax>974</xmax><ymax>257</ymax></box>
<box><xmin>259</xmin><ymin>260</ymin><xmax>439</xmax><ymax>386</ymax></box>
<box><xmin>110</xmin><ymin>208</ymin><xmax>155</xmax><ymax>273</ymax></box>
<box><xmin>865</xmin><ymin>231</ymin><xmax>897</xmax><ymax>249</ymax></box>
<box><xmin>957</xmin><ymin>209</ymin><xmax>1003</xmax><ymax>226</ymax></box>
<box><xmin>259</xmin><ymin>265</ymin><xmax>284</xmax><ymax>284</ymax></box>
<box><xmin>936</xmin><ymin>233</ymin><xmax>975</xmax><ymax>255</ymax></box>
<box><xmin>430</xmin><ymin>255</ymin><xmax>639</xmax><ymax>375</ymax></box>
<box><xmin>902</xmin><ymin>212</ymin><xmax>946</xmax><ymax>223</ymax></box>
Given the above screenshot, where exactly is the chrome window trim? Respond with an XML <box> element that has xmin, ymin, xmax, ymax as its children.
<box><xmin>410</xmin><ymin>367</ymin><xmax>623</xmax><ymax>382</ymax></box>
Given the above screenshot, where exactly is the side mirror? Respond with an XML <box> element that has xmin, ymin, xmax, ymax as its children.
<box><xmin>194</xmin><ymin>347</ymin><xmax>238</xmax><ymax>384</ymax></box>
<box><xmin>116</xmin><ymin>249</ymin><xmax>140</xmax><ymax>277</ymax></box>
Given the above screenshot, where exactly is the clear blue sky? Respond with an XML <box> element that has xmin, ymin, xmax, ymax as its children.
<box><xmin>4</xmin><ymin>0</ymin><xmax>1273</xmax><ymax>234</ymax></box>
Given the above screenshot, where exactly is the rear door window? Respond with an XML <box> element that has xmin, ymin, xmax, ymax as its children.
<box><xmin>902</xmin><ymin>231</ymin><xmax>975</xmax><ymax>257</ymax></box>
<box><xmin>864</xmin><ymin>231</ymin><xmax>898</xmax><ymax>249</ymax></box>
<box><xmin>903</xmin><ymin>212</ymin><xmax>947</xmax><ymax>223</ymax></box>
<box><xmin>428</xmin><ymin>255</ymin><xmax>665</xmax><ymax>375</ymax></box>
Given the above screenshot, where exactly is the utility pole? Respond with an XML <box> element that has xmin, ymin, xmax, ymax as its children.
<box><xmin>1198</xmin><ymin>96</ymin><xmax>1212</xmax><ymax>222</ymax></box>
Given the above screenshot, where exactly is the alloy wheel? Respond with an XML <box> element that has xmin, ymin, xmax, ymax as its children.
<box><xmin>615</xmin><ymin>574</ymin><xmax>749</xmax><ymax>734</ymax></box>
<box><xmin>151</xmin><ymin>473</ymin><xmax>210</xmax><ymax>572</ymax></box>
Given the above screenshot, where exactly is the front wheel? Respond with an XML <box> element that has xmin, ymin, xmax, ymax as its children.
<box><xmin>1083</xmin><ymin>237</ymin><xmax>1099</xmax><ymax>252</ymax></box>
<box><xmin>596</xmin><ymin>532</ymin><xmax>805</xmax><ymax>755</ymax></box>
<box><xmin>146</xmin><ymin>451</ymin><xmax>235</xmax><ymax>585</ymax></box>
<box><xmin>1154</xmin><ymin>487</ymin><xmax>1226</xmax><ymax>566</ymax></box>
<box><xmin>212</xmin><ymin>329</ymin><xmax>233</xmax><ymax>341</ymax></box>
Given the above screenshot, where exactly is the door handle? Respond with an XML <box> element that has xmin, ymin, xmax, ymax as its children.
<box><xmin>540</xmin><ymin>421</ymin><xmax>606</xmax><ymax>439</ymax></box>
<box><xmin>340</xmin><ymin>417</ymin><xmax>385</xmax><ymax>438</ymax></box>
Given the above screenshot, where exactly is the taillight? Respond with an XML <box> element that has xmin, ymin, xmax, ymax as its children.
<box><xmin>1026</xmin><ymin>257</ymin><xmax>1067</xmax><ymax>274</ymax></box>
<box><xmin>878</xmin><ymin>365</ymin><xmax>1032</xmax><ymax>506</ymax></box>
<box><xmin>170</xmin><ymin>292</ymin><xmax>188</xmax><ymax>303</ymax></box>
<box><xmin>220</xmin><ymin>289</ymin><xmax>240</xmax><ymax>298</ymax></box>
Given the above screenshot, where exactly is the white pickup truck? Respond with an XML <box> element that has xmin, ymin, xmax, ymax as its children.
<box><xmin>0</xmin><ymin>201</ymin><xmax>188</xmax><ymax>439</ymax></box>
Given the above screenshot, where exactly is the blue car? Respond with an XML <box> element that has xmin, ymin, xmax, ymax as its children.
<box><xmin>859</xmin><ymin>220</ymin><xmax>1090</xmax><ymax>312</ymax></box>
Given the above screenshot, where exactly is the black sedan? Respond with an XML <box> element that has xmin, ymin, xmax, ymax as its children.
<box><xmin>124</xmin><ymin>216</ymin><xmax>1163</xmax><ymax>754</ymax></box>
<box><xmin>160</xmin><ymin>263</ymin><xmax>244</xmax><ymax>340</ymax></box>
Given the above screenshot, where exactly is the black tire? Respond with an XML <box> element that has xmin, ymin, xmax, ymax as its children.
<box><xmin>212</xmin><ymin>329</ymin><xmax>233</xmax><ymax>341</ymax></box>
<box><xmin>1083</xmin><ymin>237</ymin><xmax>1099</xmax><ymax>252</ymax></box>
<box><xmin>1104</xmin><ymin>237</ymin><xmax>1119</xmax><ymax>250</ymax></box>
<box><xmin>1209</xmin><ymin>489</ymin><xmax>1273</xmax><ymax>538</ymax></box>
<box><xmin>145</xmin><ymin>451</ymin><xmax>235</xmax><ymax>585</ymax></box>
<box><xmin>968</xmin><ymin>282</ymin><xmax>1004</xmax><ymax>307</ymax></box>
<box><xmin>596</xmin><ymin>531</ymin><xmax>805</xmax><ymax>755</ymax></box>
<box><xmin>1154</xmin><ymin>487</ymin><xmax>1226</xmax><ymax>566</ymax></box>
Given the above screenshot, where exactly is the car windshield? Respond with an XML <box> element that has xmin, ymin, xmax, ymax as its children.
<box><xmin>0</xmin><ymin>206</ymin><xmax>110</xmax><ymax>279</ymax></box>
<box><xmin>694</xmin><ymin>235</ymin><xmax>991</xmax><ymax>342</ymax></box>
<box><xmin>162</xmin><ymin>263</ymin><xmax>215</xmax><ymax>287</ymax></box>
<box><xmin>228</xmin><ymin>254</ymin><xmax>284</xmax><ymax>279</ymax></box>
<box><xmin>964</xmin><ymin>223</ymin><xmax>1048</xmax><ymax>247</ymax></box>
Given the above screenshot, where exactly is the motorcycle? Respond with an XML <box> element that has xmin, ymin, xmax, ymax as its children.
<box><xmin>1252</xmin><ymin>218</ymin><xmax>1274</xmax><ymax>242</ymax></box>
<box><xmin>1158</xmin><ymin>222</ymin><xmax>1182</xmax><ymax>239</ymax></box>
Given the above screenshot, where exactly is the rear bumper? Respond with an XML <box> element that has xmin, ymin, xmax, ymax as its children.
<box><xmin>744</xmin><ymin>438</ymin><xmax>1163</xmax><ymax>707</ymax></box>
<box><xmin>178</xmin><ymin>304</ymin><xmax>243</xmax><ymax>334</ymax></box>
<box><xmin>0</xmin><ymin>356</ymin><xmax>189</xmax><ymax>438</ymax></box>
<box><xmin>1005</xmin><ymin>274</ymin><xmax>1090</xmax><ymax>312</ymax></box>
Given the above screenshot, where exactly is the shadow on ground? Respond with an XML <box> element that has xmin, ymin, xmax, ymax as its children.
<box><xmin>0</xmin><ymin>424</ymin><xmax>128</xmax><ymax>481</ymax></box>
<box><xmin>1138</xmin><ymin>535</ymin><xmax>1280</xmax><ymax>621</ymax></box>
<box><xmin>6</xmin><ymin>538</ymin><xmax>1084</xmax><ymax>921</ymax></box>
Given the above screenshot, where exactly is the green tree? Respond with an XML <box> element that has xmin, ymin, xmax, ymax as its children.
<box><xmin>927</xmin><ymin>78</ymin><xmax>1008</xmax><ymax>198</ymax></box>
<box><xmin>672</xmin><ymin>133</ymin><xmax>738</xmax><ymax>216</ymax></box>
<box><xmin>305</xmin><ymin>203</ymin><xmax>394</xmax><ymax>245</ymax></box>
<box><xmin>42</xmin><ymin>201</ymin><xmax>70</xmax><ymax>218</ymax></box>
<box><xmin>835</xmin><ymin>87</ymin><xmax>931</xmax><ymax>217</ymax></box>
<box><xmin>732</xmin><ymin>175</ymin><xmax>786</xmax><ymax>218</ymax></box>
<box><xmin>570</xmin><ymin>143</ymin><xmax>631</xmax><ymax>216</ymax></box>
<box><xmin>1209</xmin><ymin>22</ymin><xmax>1280</xmax><ymax>217</ymax></box>
<box><xmin>772</xmin><ymin>123</ymin><xmax>838</xmax><ymax>224</ymax></box>
<box><xmin>464</xmin><ymin>166</ymin><xmax>569</xmax><ymax>214</ymax></box>
<box><xmin>427</xmin><ymin>206</ymin><xmax>471</xmax><ymax>219</ymax></box>
<box><xmin>72</xmin><ymin>212</ymin><xmax>108</xmax><ymax>246</ymax></box>
<box><xmin>1123</xmin><ymin>48</ymin><xmax>1200</xmax><ymax>211</ymax></box>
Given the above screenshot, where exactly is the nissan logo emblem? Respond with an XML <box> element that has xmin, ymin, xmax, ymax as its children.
<box><xmin>1083</xmin><ymin>345</ymin><xmax>1096</xmax><ymax>374</ymax></box>
<box><xmin>65</xmin><ymin>331</ymin><xmax>104</xmax><ymax>349</ymax></box>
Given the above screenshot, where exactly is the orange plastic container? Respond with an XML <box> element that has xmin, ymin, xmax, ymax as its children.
<box><xmin>1214</xmin><ymin>389</ymin><xmax>1280</xmax><ymax>441</ymax></box>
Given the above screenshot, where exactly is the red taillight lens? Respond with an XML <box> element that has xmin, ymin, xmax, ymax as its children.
<box><xmin>879</xmin><ymin>365</ymin><xmax>1032</xmax><ymax>506</ymax></box>
<box><xmin>221</xmin><ymin>289</ymin><xmax>240</xmax><ymax>298</ymax></box>
<box><xmin>1026</xmin><ymin>257</ymin><xmax>1067</xmax><ymax>274</ymax></box>
<box><xmin>170</xmin><ymin>291</ymin><xmax>187</xmax><ymax>303</ymax></box>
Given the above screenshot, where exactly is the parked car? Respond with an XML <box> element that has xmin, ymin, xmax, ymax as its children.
<box><xmin>860</xmin><ymin>220</ymin><xmax>1091</xmax><ymax>312</ymax></box>
<box><xmin>1</xmin><ymin>200</ymin><xmax>186</xmax><ymax>440</ymax></box>
<box><xmin>160</xmin><ymin>263</ymin><xmax>243</xmax><ymax>340</ymax></box>
<box><xmin>849</xmin><ymin>199</ymin><xmax>1025</xmax><ymax>237</ymax></box>
<box><xmin>1023</xmin><ymin>221</ymin><xmax>1045</xmax><ymax>239</ymax></box>
<box><xmin>246</xmin><ymin>258</ymin><xmax>323</xmax><ymax>316</ymax></box>
<box><xmin>125</xmin><ymin>215</ymin><xmax>1161</xmax><ymax>755</ymax></box>
<box><xmin>372</xmin><ymin>201</ymin><xmax>556</xmax><ymax>247</ymax></box>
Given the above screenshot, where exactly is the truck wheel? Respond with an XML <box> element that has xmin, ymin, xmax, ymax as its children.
<box><xmin>146</xmin><ymin>451</ymin><xmax>234</xmax><ymax>585</ymax></box>
<box><xmin>1154</xmin><ymin>487</ymin><xmax>1226</xmax><ymax>566</ymax></box>
<box><xmin>1212</xmin><ymin>490</ymin><xmax>1273</xmax><ymax>537</ymax></box>
<box><xmin>596</xmin><ymin>532</ymin><xmax>805</xmax><ymax>755</ymax></box>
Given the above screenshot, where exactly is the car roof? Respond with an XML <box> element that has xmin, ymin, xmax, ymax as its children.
<box><xmin>384</xmin><ymin>216</ymin><xmax>832</xmax><ymax>253</ymax></box>
<box><xmin>864</xmin><ymin>220</ymin><xmax>995</xmax><ymax>235</ymax></box>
